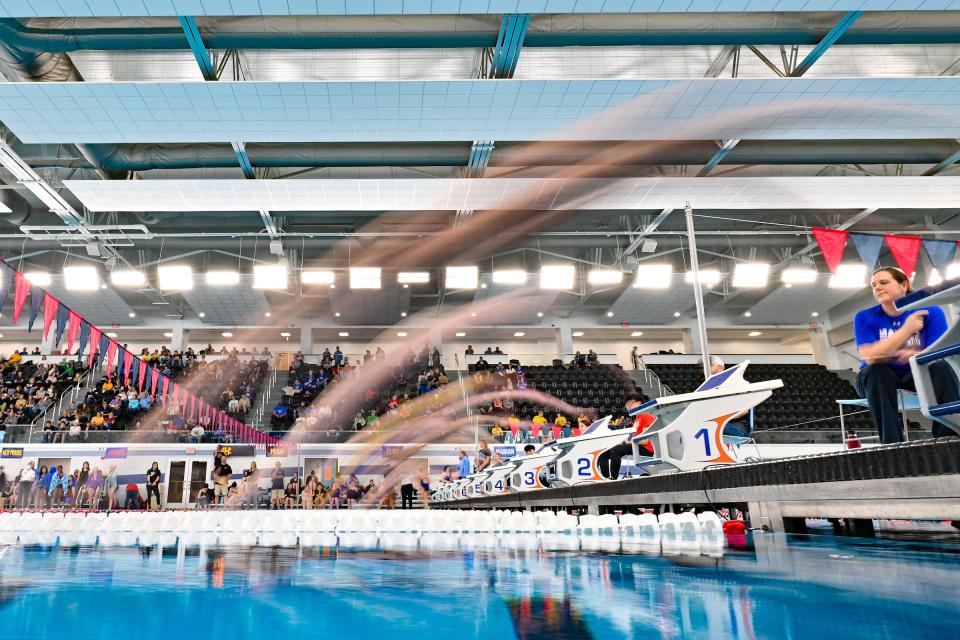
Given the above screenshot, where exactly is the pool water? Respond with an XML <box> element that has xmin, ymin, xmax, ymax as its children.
<box><xmin>1</xmin><ymin>533</ymin><xmax>958</xmax><ymax>639</ymax></box>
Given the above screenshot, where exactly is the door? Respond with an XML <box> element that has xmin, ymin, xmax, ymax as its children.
<box><xmin>166</xmin><ymin>460</ymin><xmax>209</xmax><ymax>507</ymax></box>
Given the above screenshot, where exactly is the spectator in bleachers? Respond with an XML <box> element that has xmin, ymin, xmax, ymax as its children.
<box><xmin>854</xmin><ymin>266</ymin><xmax>959</xmax><ymax>443</ymax></box>
<box><xmin>465</xmin><ymin>345</ymin><xmax>474</xmax><ymax>355</ymax></box>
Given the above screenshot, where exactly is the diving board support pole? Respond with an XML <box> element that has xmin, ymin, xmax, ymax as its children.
<box><xmin>685</xmin><ymin>202</ymin><xmax>712</xmax><ymax>380</ymax></box>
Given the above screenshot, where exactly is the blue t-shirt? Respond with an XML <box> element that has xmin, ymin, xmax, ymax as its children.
<box><xmin>853</xmin><ymin>303</ymin><xmax>948</xmax><ymax>375</ymax></box>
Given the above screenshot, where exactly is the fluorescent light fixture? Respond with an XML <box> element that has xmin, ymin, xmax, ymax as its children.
<box><xmin>492</xmin><ymin>270</ymin><xmax>527</xmax><ymax>285</ymax></box>
<box><xmin>349</xmin><ymin>267</ymin><xmax>381</xmax><ymax>289</ymax></box>
<box><xmin>158</xmin><ymin>265</ymin><xmax>192</xmax><ymax>291</ymax></box>
<box><xmin>732</xmin><ymin>263</ymin><xmax>770</xmax><ymax>288</ymax></box>
<box><xmin>540</xmin><ymin>265</ymin><xmax>575</xmax><ymax>290</ymax></box>
<box><xmin>536</xmin><ymin>312</ymin><xmax>544</xmax><ymax>317</ymax></box>
<box><xmin>455</xmin><ymin>332</ymin><xmax>466</xmax><ymax>337</ymax></box>
<box><xmin>198</xmin><ymin>312</ymin><xmax>205</xmax><ymax>318</ymax></box>
<box><xmin>572</xmin><ymin>331</ymin><xmax>584</xmax><ymax>337</ymax></box>
<box><xmin>829</xmin><ymin>264</ymin><xmax>867</xmax><ymax>289</ymax></box>
<box><xmin>673</xmin><ymin>311</ymin><xmax>681</xmax><ymax>317</ymax></box>
<box><xmin>948</xmin><ymin>263</ymin><xmax>960</xmax><ymax>280</ymax></box>
<box><xmin>513</xmin><ymin>332</ymin><xmax>526</xmax><ymax>337</ymax></box>
<box><xmin>811</xmin><ymin>312</ymin><xmax>819</xmax><ymax>317</ymax></box>
<box><xmin>587</xmin><ymin>270</ymin><xmax>623</xmax><ymax>285</ymax></box>
<box><xmin>205</xmin><ymin>270</ymin><xmax>240</xmax><ymax>286</ymax></box>
<box><xmin>633</xmin><ymin>264</ymin><xmax>672</xmax><ymax>289</ymax></box>
<box><xmin>338</xmin><ymin>332</ymin><xmax>349</xmax><ymax>337</ymax></box>
<box><xmin>334</xmin><ymin>312</ymin><xmax>340</xmax><ymax>317</ymax></box>
<box><xmin>128</xmin><ymin>312</ymin><xmax>136</xmax><ymax>318</ymax></box>
<box><xmin>106</xmin><ymin>332</ymin><xmax>118</xmax><ymax>338</ymax></box>
<box><xmin>446</xmin><ymin>266</ymin><xmax>478</xmax><ymax>289</ymax></box>
<box><xmin>23</xmin><ymin>271</ymin><xmax>51</xmax><ymax>286</ymax></box>
<box><xmin>606</xmin><ymin>311</ymin><xmax>614</xmax><ymax>317</ymax></box>
<box><xmin>163</xmin><ymin>332</ymin><xmax>173</xmax><ymax>338</ymax></box>
<box><xmin>280</xmin><ymin>332</ymin><xmax>291</xmax><ymax>337</ymax></box>
<box><xmin>631</xmin><ymin>331</ymin><xmax>644</xmax><ymax>337</ymax></box>
<box><xmin>111</xmin><ymin>270</ymin><xmax>145</xmax><ymax>287</ymax></box>
<box><xmin>932</xmin><ymin>263</ymin><xmax>960</xmax><ymax>286</ymax></box>
<box><xmin>63</xmin><ymin>266</ymin><xmax>98</xmax><ymax>291</ymax></box>
<box><xmin>744</xmin><ymin>311</ymin><xmax>752</xmax><ymax>317</ymax></box>
<box><xmin>265</xmin><ymin>312</ymin><xmax>271</xmax><ymax>317</ymax></box>
<box><xmin>398</xmin><ymin>271</ymin><xmax>429</xmax><ymax>284</ymax></box>
<box><xmin>685</xmin><ymin>269</ymin><xmax>722</xmax><ymax>286</ymax></box>
<box><xmin>397</xmin><ymin>332</ymin><xmax>407</xmax><ymax>337</ymax></box>
<box><xmin>400</xmin><ymin>312</ymin><xmax>407</xmax><ymax>317</ymax></box>
<box><xmin>929</xmin><ymin>269</ymin><xmax>944</xmax><ymax>287</ymax></box>
<box><xmin>782</xmin><ymin>267</ymin><xmax>818</xmax><ymax>284</ymax></box>
<box><xmin>748</xmin><ymin>331</ymin><xmax>763</xmax><ymax>337</ymax></box>
<box><xmin>254</xmin><ymin>264</ymin><xmax>288</xmax><ymax>289</ymax></box>
<box><xmin>222</xmin><ymin>332</ymin><xmax>233</xmax><ymax>338</ymax></box>
<box><xmin>302</xmin><ymin>270</ymin><xmax>335</xmax><ymax>285</ymax></box>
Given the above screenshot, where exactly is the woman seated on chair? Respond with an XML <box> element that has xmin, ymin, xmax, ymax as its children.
<box><xmin>854</xmin><ymin>266</ymin><xmax>959</xmax><ymax>444</ymax></box>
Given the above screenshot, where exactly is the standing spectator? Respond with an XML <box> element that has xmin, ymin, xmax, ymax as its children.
<box><xmin>105</xmin><ymin>464</ymin><xmax>119</xmax><ymax>510</ymax></box>
<box><xmin>476</xmin><ymin>439</ymin><xmax>492</xmax><ymax>472</ymax></box>
<box><xmin>146</xmin><ymin>462</ymin><xmax>162</xmax><ymax>510</ymax></box>
<box><xmin>399</xmin><ymin>471</ymin><xmax>415</xmax><ymax>510</ymax></box>
<box><xmin>17</xmin><ymin>461</ymin><xmax>35</xmax><ymax>509</ymax></box>
<box><xmin>333</xmin><ymin>346</ymin><xmax>344</xmax><ymax>366</ymax></box>
<box><xmin>213</xmin><ymin>455</ymin><xmax>232</xmax><ymax>505</ymax></box>
<box><xmin>457</xmin><ymin>450</ymin><xmax>471</xmax><ymax>479</ymax></box>
<box><xmin>270</xmin><ymin>461</ymin><xmax>285</xmax><ymax>509</ymax></box>
<box><xmin>631</xmin><ymin>346</ymin><xmax>641</xmax><ymax>370</ymax></box>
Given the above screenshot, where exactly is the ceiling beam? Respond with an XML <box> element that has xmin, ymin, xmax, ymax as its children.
<box><xmin>178</xmin><ymin>16</ymin><xmax>216</xmax><ymax>81</ymax></box>
<box><xmin>790</xmin><ymin>10</ymin><xmax>863</xmax><ymax>77</ymax></box>
<box><xmin>618</xmin><ymin>208</ymin><xmax>674</xmax><ymax>260</ymax></box>
<box><xmin>921</xmin><ymin>142</ymin><xmax>960</xmax><ymax>176</ymax></box>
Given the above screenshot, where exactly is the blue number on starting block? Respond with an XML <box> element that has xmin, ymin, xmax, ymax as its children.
<box><xmin>694</xmin><ymin>428</ymin><xmax>712</xmax><ymax>457</ymax></box>
<box><xmin>577</xmin><ymin>458</ymin><xmax>592</xmax><ymax>477</ymax></box>
<box><xmin>494</xmin><ymin>480</ymin><xmax>503</xmax><ymax>491</ymax></box>
<box><xmin>523</xmin><ymin>471</ymin><xmax>535</xmax><ymax>485</ymax></box>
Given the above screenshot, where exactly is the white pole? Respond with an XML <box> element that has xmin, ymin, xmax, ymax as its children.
<box><xmin>685</xmin><ymin>202</ymin><xmax>712</xmax><ymax>380</ymax></box>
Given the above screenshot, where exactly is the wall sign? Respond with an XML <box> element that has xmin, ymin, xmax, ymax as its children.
<box><xmin>1</xmin><ymin>447</ymin><xmax>24</xmax><ymax>459</ymax></box>
<box><xmin>103</xmin><ymin>447</ymin><xmax>128</xmax><ymax>459</ymax></box>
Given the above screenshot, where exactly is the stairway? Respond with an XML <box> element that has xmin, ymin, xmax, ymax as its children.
<box><xmin>629</xmin><ymin>368</ymin><xmax>672</xmax><ymax>400</ymax></box>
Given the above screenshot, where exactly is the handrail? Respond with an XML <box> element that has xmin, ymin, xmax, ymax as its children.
<box><xmin>253</xmin><ymin>353</ymin><xmax>281</xmax><ymax>428</ymax></box>
<box><xmin>29</xmin><ymin>362</ymin><xmax>99</xmax><ymax>434</ymax></box>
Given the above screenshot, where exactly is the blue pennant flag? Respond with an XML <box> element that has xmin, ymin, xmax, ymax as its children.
<box><xmin>27</xmin><ymin>287</ymin><xmax>45</xmax><ymax>333</ymax></box>
<box><xmin>130</xmin><ymin>356</ymin><xmax>140</xmax><ymax>387</ymax></box>
<box><xmin>54</xmin><ymin>305</ymin><xmax>69</xmax><ymax>347</ymax></box>
<box><xmin>96</xmin><ymin>333</ymin><xmax>110</xmax><ymax>365</ymax></box>
<box><xmin>923</xmin><ymin>238</ymin><xmax>958</xmax><ymax>275</ymax></box>
<box><xmin>77</xmin><ymin>321</ymin><xmax>91</xmax><ymax>356</ymax></box>
<box><xmin>850</xmin><ymin>233</ymin><xmax>885</xmax><ymax>271</ymax></box>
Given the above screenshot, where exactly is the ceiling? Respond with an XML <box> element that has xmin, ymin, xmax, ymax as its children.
<box><xmin>0</xmin><ymin>5</ymin><xmax>958</xmax><ymax>338</ymax></box>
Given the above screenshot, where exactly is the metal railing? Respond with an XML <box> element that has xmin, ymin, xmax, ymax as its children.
<box><xmin>252</xmin><ymin>353</ymin><xmax>281</xmax><ymax>428</ymax></box>
<box><xmin>28</xmin><ymin>363</ymin><xmax>100</xmax><ymax>433</ymax></box>
<box><xmin>632</xmin><ymin>366</ymin><xmax>673</xmax><ymax>398</ymax></box>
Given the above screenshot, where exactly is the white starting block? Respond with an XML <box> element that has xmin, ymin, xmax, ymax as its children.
<box><xmin>897</xmin><ymin>279</ymin><xmax>960</xmax><ymax>435</ymax></box>
<box><xmin>629</xmin><ymin>360</ymin><xmax>782</xmax><ymax>473</ymax></box>
<box><xmin>481</xmin><ymin>461</ymin><xmax>516</xmax><ymax>496</ymax></box>
<box><xmin>508</xmin><ymin>445</ymin><xmax>559</xmax><ymax>492</ymax></box>
<box><xmin>549</xmin><ymin>416</ymin><xmax>633</xmax><ymax>486</ymax></box>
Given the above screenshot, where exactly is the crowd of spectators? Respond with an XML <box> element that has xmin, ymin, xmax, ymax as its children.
<box><xmin>0</xmin><ymin>356</ymin><xmax>89</xmax><ymax>440</ymax></box>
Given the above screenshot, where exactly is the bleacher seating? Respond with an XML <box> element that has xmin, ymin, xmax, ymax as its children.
<box><xmin>647</xmin><ymin>363</ymin><xmax>873</xmax><ymax>435</ymax></box>
<box><xmin>515</xmin><ymin>364</ymin><xmax>644</xmax><ymax>420</ymax></box>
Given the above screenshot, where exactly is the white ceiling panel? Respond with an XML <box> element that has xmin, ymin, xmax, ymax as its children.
<box><xmin>472</xmin><ymin>274</ymin><xmax>561</xmax><ymax>324</ymax></box>
<box><xmin>1</xmin><ymin>1</ymin><xmax>952</xmax><ymax>18</ymax></box>
<box><xmin>64</xmin><ymin>176</ymin><xmax>960</xmax><ymax>212</ymax></box>
<box><xmin>3</xmin><ymin>77</ymin><xmax>960</xmax><ymax>144</ymax></box>
<box><xmin>69</xmin><ymin>51</ymin><xmax>206</xmax><ymax>82</ymax></box>
<box><xmin>43</xmin><ymin>279</ymin><xmax>140</xmax><ymax>327</ymax></box>
<box><xmin>742</xmin><ymin>274</ymin><xmax>866</xmax><ymax>324</ymax></box>
<box><xmin>180</xmin><ymin>276</ymin><xmax>271</xmax><ymax>325</ymax></box>
<box><xmin>234</xmin><ymin>49</ymin><xmax>483</xmax><ymax>82</ymax></box>
<box><xmin>604</xmin><ymin>274</ymin><xmax>697</xmax><ymax>325</ymax></box>
<box><xmin>329</xmin><ymin>283</ymin><xmax>411</xmax><ymax>325</ymax></box>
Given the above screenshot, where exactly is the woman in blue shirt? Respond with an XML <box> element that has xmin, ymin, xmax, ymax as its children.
<box><xmin>854</xmin><ymin>267</ymin><xmax>959</xmax><ymax>443</ymax></box>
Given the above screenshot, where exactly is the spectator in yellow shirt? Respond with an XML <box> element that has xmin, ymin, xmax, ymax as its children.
<box><xmin>531</xmin><ymin>410</ymin><xmax>548</xmax><ymax>438</ymax></box>
<box><xmin>553</xmin><ymin>414</ymin><xmax>568</xmax><ymax>440</ymax></box>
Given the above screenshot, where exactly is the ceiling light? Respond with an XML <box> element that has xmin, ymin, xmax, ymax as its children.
<box><xmin>280</xmin><ymin>332</ymin><xmax>291</xmax><ymax>337</ymax></box>
<box><xmin>62</xmin><ymin>265</ymin><xmax>99</xmax><ymax>291</ymax></box>
<box><xmin>732</xmin><ymin>263</ymin><xmax>770</xmax><ymax>288</ymax></box>
<box><xmin>253</xmin><ymin>264</ymin><xmax>288</xmax><ymax>289</ymax></box>
<box><xmin>334</xmin><ymin>312</ymin><xmax>341</xmax><ymax>317</ymax></box>
<box><xmin>828</xmin><ymin>264</ymin><xmax>867</xmax><ymax>289</ymax></box>
<box><xmin>158</xmin><ymin>265</ymin><xmax>192</xmax><ymax>291</ymax></box>
<box><xmin>111</xmin><ymin>270</ymin><xmax>145</xmax><ymax>287</ymax></box>
<box><xmin>782</xmin><ymin>267</ymin><xmax>818</xmax><ymax>284</ymax></box>
<box><xmin>24</xmin><ymin>271</ymin><xmax>51</xmax><ymax>286</ymax></box>
<box><xmin>811</xmin><ymin>312</ymin><xmax>819</xmax><ymax>317</ymax></box>
<box><xmin>349</xmin><ymin>266</ymin><xmax>381</xmax><ymax>289</ymax></box>
<box><xmin>587</xmin><ymin>270</ymin><xmax>623</xmax><ymax>285</ymax></box>
<box><xmin>492</xmin><ymin>270</ymin><xmax>527</xmax><ymax>285</ymax></box>
<box><xmin>205</xmin><ymin>270</ymin><xmax>240</xmax><ymax>286</ymax></box>
<box><xmin>222</xmin><ymin>332</ymin><xmax>233</xmax><ymax>338</ymax></box>
<box><xmin>536</xmin><ymin>312</ymin><xmax>544</xmax><ymax>317</ymax></box>
<box><xmin>513</xmin><ymin>332</ymin><xmax>526</xmax><ymax>337</ymax></box>
<box><xmin>480</xmin><ymin>283</ymin><xmax>487</xmax><ymax>289</ymax></box>
<box><xmin>685</xmin><ymin>270</ymin><xmax>722</xmax><ymax>286</ymax></box>
<box><xmin>198</xmin><ymin>312</ymin><xmax>205</xmax><ymax>318</ymax></box>
<box><xmin>397</xmin><ymin>332</ymin><xmax>407</xmax><ymax>337</ymax></box>
<box><xmin>673</xmin><ymin>311</ymin><xmax>681</xmax><ymax>317</ymax></box>
<box><xmin>470</xmin><ymin>312</ymin><xmax>476</xmax><ymax>317</ymax></box>
<box><xmin>0</xmin><ymin>333</ymin><xmax>4</xmax><ymax>338</ymax></box>
<box><xmin>572</xmin><ymin>331</ymin><xmax>584</xmax><ymax>337</ymax></box>
<box><xmin>744</xmin><ymin>311</ymin><xmax>752</xmax><ymax>317</ymax></box>
<box><xmin>100</xmin><ymin>283</ymin><xmax>108</xmax><ymax>290</ymax></box>
<box><xmin>540</xmin><ymin>265</ymin><xmax>575</xmax><ymax>290</ymax></box>
<box><xmin>128</xmin><ymin>312</ymin><xmax>136</xmax><ymax>318</ymax></box>
<box><xmin>398</xmin><ymin>271</ymin><xmax>430</xmax><ymax>284</ymax></box>
<box><xmin>400</xmin><ymin>312</ymin><xmax>407</xmax><ymax>317</ymax></box>
<box><xmin>631</xmin><ymin>331</ymin><xmax>644</xmax><ymax>337</ymax></box>
<box><xmin>265</xmin><ymin>312</ymin><xmax>271</xmax><ymax>317</ymax></box>
<box><xmin>455</xmin><ymin>332</ymin><xmax>466</xmax><ymax>337</ymax></box>
<box><xmin>606</xmin><ymin>311</ymin><xmax>614</xmax><ymax>317</ymax></box>
<box><xmin>748</xmin><ymin>331</ymin><xmax>763</xmax><ymax>337</ymax></box>
<box><xmin>633</xmin><ymin>264</ymin><xmax>672</xmax><ymax>288</ymax></box>
<box><xmin>163</xmin><ymin>332</ymin><xmax>173</xmax><ymax>338</ymax></box>
<box><xmin>339</xmin><ymin>332</ymin><xmax>349</xmax><ymax>337</ymax></box>
<box><xmin>106</xmin><ymin>332</ymin><xmax>118</xmax><ymax>338</ymax></box>
<box><xmin>446</xmin><ymin>266</ymin><xmax>478</xmax><ymax>289</ymax></box>
<box><xmin>947</xmin><ymin>263</ymin><xmax>960</xmax><ymax>280</ymax></box>
<box><xmin>403</xmin><ymin>284</ymin><xmax>408</xmax><ymax>288</ymax></box>
<box><xmin>929</xmin><ymin>269</ymin><xmax>944</xmax><ymax>287</ymax></box>
<box><xmin>301</xmin><ymin>270</ymin><xmax>335</xmax><ymax>285</ymax></box>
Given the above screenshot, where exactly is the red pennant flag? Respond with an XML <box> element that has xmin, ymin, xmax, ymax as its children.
<box><xmin>123</xmin><ymin>351</ymin><xmax>134</xmax><ymax>383</ymax></box>
<box><xmin>42</xmin><ymin>295</ymin><xmax>59</xmax><ymax>340</ymax></box>
<box><xmin>67</xmin><ymin>311</ymin><xmax>81</xmax><ymax>354</ymax></box>
<box><xmin>106</xmin><ymin>340</ymin><xmax>118</xmax><ymax>375</ymax></box>
<box><xmin>138</xmin><ymin>360</ymin><xmax>147</xmax><ymax>391</ymax></box>
<box><xmin>87</xmin><ymin>326</ymin><xmax>102</xmax><ymax>368</ymax></box>
<box><xmin>885</xmin><ymin>234</ymin><xmax>923</xmax><ymax>278</ymax></box>
<box><xmin>151</xmin><ymin>368</ymin><xmax>160</xmax><ymax>399</ymax></box>
<box><xmin>161</xmin><ymin>377</ymin><xmax>169</xmax><ymax>404</ymax></box>
<box><xmin>172</xmin><ymin>383</ymin><xmax>180</xmax><ymax>408</ymax></box>
<box><xmin>12</xmin><ymin>271</ymin><xmax>30</xmax><ymax>323</ymax></box>
<box><xmin>812</xmin><ymin>228</ymin><xmax>848</xmax><ymax>275</ymax></box>
<box><xmin>191</xmin><ymin>395</ymin><xmax>197</xmax><ymax>422</ymax></box>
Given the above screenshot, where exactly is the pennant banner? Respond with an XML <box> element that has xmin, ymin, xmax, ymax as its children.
<box><xmin>812</xmin><ymin>228</ymin><xmax>848</xmax><ymax>274</ymax></box>
<box><xmin>161</xmin><ymin>377</ymin><xmax>170</xmax><ymax>403</ymax></box>
<box><xmin>74</xmin><ymin>317</ymin><xmax>88</xmax><ymax>356</ymax></box>
<box><xmin>12</xmin><ymin>271</ymin><xmax>29</xmax><ymax>323</ymax></box>
<box><xmin>123</xmin><ymin>350</ymin><xmax>134</xmax><ymax>383</ymax></box>
<box><xmin>886</xmin><ymin>234</ymin><xmax>923</xmax><ymax>277</ymax></box>
<box><xmin>133</xmin><ymin>357</ymin><xmax>143</xmax><ymax>390</ymax></box>
<box><xmin>923</xmin><ymin>238</ymin><xmax>958</xmax><ymax>275</ymax></box>
<box><xmin>42</xmin><ymin>294</ymin><xmax>59</xmax><ymax>340</ymax></box>
<box><xmin>151</xmin><ymin>367</ymin><xmax>159</xmax><ymax>399</ymax></box>
<box><xmin>87</xmin><ymin>325</ymin><xmax>101</xmax><ymax>369</ymax></box>
<box><xmin>850</xmin><ymin>233</ymin><xmax>885</xmax><ymax>272</ymax></box>
<box><xmin>54</xmin><ymin>305</ymin><xmax>69</xmax><ymax>347</ymax></box>
<box><xmin>106</xmin><ymin>340</ymin><xmax>118</xmax><ymax>375</ymax></box>
<box><xmin>27</xmin><ymin>286</ymin><xmax>44</xmax><ymax>333</ymax></box>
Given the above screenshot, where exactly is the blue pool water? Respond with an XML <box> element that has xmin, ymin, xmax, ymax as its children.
<box><xmin>1</xmin><ymin>533</ymin><xmax>958</xmax><ymax>639</ymax></box>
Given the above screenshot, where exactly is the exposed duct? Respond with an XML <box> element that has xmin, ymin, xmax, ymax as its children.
<box><xmin>0</xmin><ymin>188</ymin><xmax>49</xmax><ymax>226</ymax></box>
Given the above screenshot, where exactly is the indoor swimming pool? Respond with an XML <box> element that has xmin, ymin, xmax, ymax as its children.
<box><xmin>1</xmin><ymin>532</ymin><xmax>957</xmax><ymax>639</ymax></box>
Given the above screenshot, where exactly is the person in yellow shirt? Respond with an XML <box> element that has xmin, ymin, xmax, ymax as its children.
<box><xmin>101</xmin><ymin>379</ymin><xmax>114</xmax><ymax>393</ymax></box>
<box><xmin>553</xmin><ymin>414</ymin><xmax>568</xmax><ymax>440</ymax></box>
<box><xmin>8</xmin><ymin>351</ymin><xmax>21</xmax><ymax>364</ymax></box>
<box><xmin>531</xmin><ymin>410</ymin><xmax>548</xmax><ymax>439</ymax></box>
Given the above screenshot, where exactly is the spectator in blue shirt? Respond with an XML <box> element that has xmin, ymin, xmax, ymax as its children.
<box><xmin>854</xmin><ymin>267</ymin><xmax>959</xmax><ymax>443</ymax></box>
<box><xmin>333</xmin><ymin>347</ymin><xmax>344</xmax><ymax>366</ymax></box>
<box><xmin>457</xmin><ymin>450</ymin><xmax>471</xmax><ymax>479</ymax></box>
<box><xmin>271</xmin><ymin>404</ymin><xmax>288</xmax><ymax>428</ymax></box>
